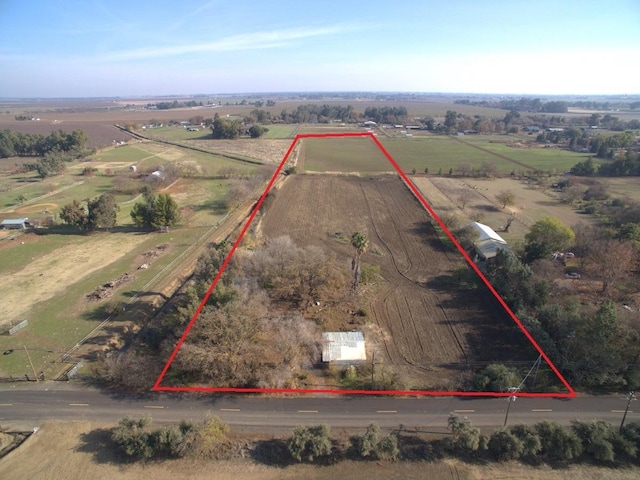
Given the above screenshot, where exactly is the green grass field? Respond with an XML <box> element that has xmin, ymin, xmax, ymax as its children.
<box><xmin>0</xmin><ymin>137</ymin><xmax>256</xmax><ymax>377</ymax></box>
<box><xmin>302</xmin><ymin>137</ymin><xmax>392</xmax><ymax>172</ymax></box>
<box><xmin>141</xmin><ymin>126</ymin><xmax>211</xmax><ymax>142</ymax></box>
<box><xmin>92</xmin><ymin>144</ymin><xmax>160</xmax><ymax>163</ymax></box>
<box><xmin>261</xmin><ymin>124</ymin><xmax>299</xmax><ymax>139</ymax></box>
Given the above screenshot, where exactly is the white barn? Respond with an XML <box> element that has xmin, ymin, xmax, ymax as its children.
<box><xmin>468</xmin><ymin>222</ymin><xmax>510</xmax><ymax>260</ymax></box>
<box><xmin>321</xmin><ymin>331</ymin><xmax>366</xmax><ymax>363</ymax></box>
<box><xmin>1</xmin><ymin>218</ymin><xmax>29</xmax><ymax>230</ymax></box>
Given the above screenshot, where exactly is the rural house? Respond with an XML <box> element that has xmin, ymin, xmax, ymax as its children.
<box><xmin>321</xmin><ymin>331</ymin><xmax>366</xmax><ymax>363</ymax></box>
<box><xmin>0</xmin><ymin>218</ymin><xmax>29</xmax><ymax>230</ymax></box>
<box><xmin>468</xmin><ymin>221</ymin><xmax>510</xmax><ymax>261</ymax></box>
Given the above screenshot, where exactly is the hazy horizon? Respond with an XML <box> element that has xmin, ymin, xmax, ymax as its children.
<box><xmin>1</xmin><ymin>0</ymin><xmax>639</xmax><ymax>98</ymax></box>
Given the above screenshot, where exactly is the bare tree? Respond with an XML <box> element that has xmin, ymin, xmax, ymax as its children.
<box><xmin>586</xmin><ymin>238</ymin><xmax>638</xmax><ymax>294</ymax></box>
<box><xmin>457</xmin><ymin>190</ymin><xmax>474</xmax><ymax>210</ymax></box>
<box><xmin>495</xmin><ymin>191</ymin><xmax>516</xmax><ymax>209</ymax></box>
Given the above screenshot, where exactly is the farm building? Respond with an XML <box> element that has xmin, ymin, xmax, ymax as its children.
<box><xmin>322</xmin><ymin>331</ymin><xmax>366</xmax><ymax>363</ymax></box>
<box><xmin>468</xmin><ymin>221</ymin><xmax>510</xmax><ymax>261</ymax></box>
<box><xmin>1</xmin><ymin>218</ymin><xmax>29</xmax><ymax>230</ymax></box>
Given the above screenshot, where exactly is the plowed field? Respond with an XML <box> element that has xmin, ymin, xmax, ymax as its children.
<box><xmin>261</xmin><ymin>175</ymin><xmax>540</xmax><ymax>388</ymax></box>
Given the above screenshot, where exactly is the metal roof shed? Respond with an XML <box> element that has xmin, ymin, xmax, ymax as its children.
<box><xmin>322</xmin><ymin>331</ymin><xmax>366</xmax><ymax>363</ymax></box>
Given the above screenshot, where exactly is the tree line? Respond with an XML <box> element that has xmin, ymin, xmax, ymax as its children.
<box><xmin>0</xmin><ymin>128</ymin><xmax>88</xmax><ymax>158</ymax></box>
<box><xmin>456</xmin><ymin>97</ymin><xmax>569</xmax><ymax>113</ymax></box>
<box><xmin>110</xmin><ymin>414</ymin><xmax>640</xmax><ymax>468</ymax></box>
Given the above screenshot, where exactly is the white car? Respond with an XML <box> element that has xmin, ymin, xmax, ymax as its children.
<box><xmin>565</xmin><ymin>272</ymin><xmax>581</xmax><ymax>279</ymax></box>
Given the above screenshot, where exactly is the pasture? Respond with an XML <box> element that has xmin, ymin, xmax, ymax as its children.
<box><xmin>298</xmin><ymin>137</ymin><xmax>392</xmax><ymax>172</ymax></box>
<box><xmin>261</xmin><ymin>124</ymin><xmax>299</xmax><ymax>139</ymax></box>
<box><xmin>380</xmin><ymin>135</ymin><xmax>593</xmax><ymax>174</ymax></box>
<box><xmin>0</xmin><ymin>138</ymin><xmax>259</xmax><ymax>378</ymax></box>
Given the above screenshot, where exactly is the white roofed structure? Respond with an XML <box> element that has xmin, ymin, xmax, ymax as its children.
<box><xmin>468</xmin><ymin>222</ymin><xmax>510</xmax><ymax>260</ymax></box>
<box><xmin>321</xmin><ymin>331</ymin><xmax>366</xmax><ymax>363</ymax></box>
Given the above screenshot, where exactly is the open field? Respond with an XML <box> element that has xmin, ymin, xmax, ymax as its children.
<box><xmin>186</xmin><ymin>138</ymin><xmax>293</xmax><ymax>164</ymax></box>
<box><xmin>379</xmin><ymin>135</ymin><xmax>593</xmax><ymax>174</ymax></box>
<box><xmin>260</xmin><ymin>175</ymin><xmax>545</xmax><ymax>390</ymax></box>
<box><xmin>298</xmin><ymin>137</ymin><xmax>392</xmax><ymax>173</ymax></box>
<box><xmin>261</xmin><ymin>124</ymin><xmax>299</xmax><ymax>139</ymax></box>
<box><xmin>0</xmin><ymin>137</ymin><xmax>264</xmax><ymax>378</ymax></box>
<box><xmin>411</xmin><ymin>175</ymin><xmax>599</xmax><ymax>244</ymax></box>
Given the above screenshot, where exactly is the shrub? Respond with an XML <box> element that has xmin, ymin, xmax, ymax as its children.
<box><xmin>448</xmin><ymin>414</ymin><xmax>481</xmax><ymax>452</ymax></box>
<box><xmin>288</xmin><ymin>425</ymin><xmax>332</xmax><ymax>462</ymax></box>
<box><xmin>472</xmin><ymin>364</ymin><xmax>521</xmax><ymax>392</ymax></box>
<box><xmin>535</xmin><ymin>420</ymin><xmax>583</xmax><ymax>462</ymax></box>
<box><xmin>112</xmin><ymin>416</ymin><xmax>154</xmax><ymax>459</ymax></box>
<box><xmin>488</xmin><ymin>429</ymin><xmax>523</xmax><ymax>461</ymax></box>
<box><xmin>377</xmin><ymin>435</ymin><xmax>400</xmax><ymax>461</ymax></box>
<box><xmin>353</xmin><ymin>423</ymin><xmax>380</xmax><ymax>458</ymax></box>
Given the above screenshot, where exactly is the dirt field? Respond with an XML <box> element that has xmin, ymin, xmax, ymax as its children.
<box><xmin>1</xmin><ymin>421</ymin><xmax>638</xmax><ymax>480</ymax></box>
<box><xmin>187</xmin><ymin>139</ymin><xmax>293</xmax><ymax>163</ymax></box>
<box><xmin>260</xmin><ymin>175</ymin><xmax>541</xmax><ymax>389</ymax></box>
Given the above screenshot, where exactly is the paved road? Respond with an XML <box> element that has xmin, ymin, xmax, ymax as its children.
<box><xmin>0</xmin><ymin>384</ymin><xmax>636</xmax><ymax>433</ymax></box>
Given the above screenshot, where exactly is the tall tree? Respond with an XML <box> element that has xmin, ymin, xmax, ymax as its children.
<box><xmin>350</xmin><ymin>232</ymin><xmax>369</xmax><ymax>290</ymax></box>
<box><xmin>87</xmin><ymin>192</ymin><xmax>119</xmax><ymax>230</ymax></box>
<box><xmin>524</xmin><ymin>217</ymin><xmax>574</xmax><ymax>263</ymax></box>
<box><xmin>151</xmin><ymin>193</ymin><xmax>180</xmax><ymax>228</ymax></box>
<box><xmin>59</xmin><ymin>199</ymin><xmax>88</xmax><ymax>229</ymax></box>
<box><xmin>586</xmin><ymin>238</ymin><xmax>638</xmax><ymax>294</ymax></box>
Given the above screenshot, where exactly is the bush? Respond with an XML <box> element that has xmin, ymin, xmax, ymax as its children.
<box><xmin>377</xmin><ymin>435</ymin><xmax>400</xmax><ymax>461</ymax></box>
<box><xmin>488</xmin><ymin>429</ymin><xmax>523</xmax><ymax>461</ymax></box>
<box><xmin>472</xmin><ymin>364</ymin><xmax>521</xmax><ymax>392</ymax></box>
<box><xmin>535</xmin><ymin>420</ymin><xmax>583</xmax><ymax>462</ymax></box>
<box><xmin>112</xmin><ymin>416</ymin><xmax>154</xmax><ymax>459</ymax></box>
<box><xmin>288</xmin><ymin>425</ymin><xmax>332</xmax><ymax>463</ymax></box>
<box><xmin>353</xmin><ymin>423</ymin><xmax>380</xmax><ymax>458</ymax></box>
<box><xmin>572</xmin><ymin>420</ymin><xmax>636</xmax><ymax>463</ymax></box>
<box><xmin>448</xmin><ymin>414</ymin><xmax>482</xmax><ymax>453</ymax></box>
<box><xmin>509</xmin><ymin>424</ymin><xmax>541</xmax><ymax>459</ymax></box>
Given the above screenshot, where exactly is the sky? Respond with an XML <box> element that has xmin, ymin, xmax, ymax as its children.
<box><xmin>0</xmin><ymin>0</ymin><xmax>639</xmax><ymax>98</ymax></box>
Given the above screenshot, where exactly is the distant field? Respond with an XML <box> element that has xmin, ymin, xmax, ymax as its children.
<box><xmin>462</xmin><ymin>138</ymin><xmax>601</xmax><ymax>172</ymax></box>
<box><xmin>261</xmin><ymin>124</ymin><xmax>299</xmax><ymax>139</ymax></box>
<box><xmin>299</xmin><ymin>137</ymin><xmax>392</xmax><ymax>172</ymax></box>
<box><xmin>142</xmin><ymin>125</ymin><xmax>210</xmax><ymax>142</ymax></box>
<box><xmin>380</xmin><ymin>135</ymin><xmax>593</xmax><ymax>174</ymax></box>
<box><xmin>381</xmin><ymin>136</ymin><xmax>497</xmax><ymax>172</ymax></box>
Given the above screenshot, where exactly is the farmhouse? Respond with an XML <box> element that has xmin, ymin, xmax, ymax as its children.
<box><xmin>1</xmin><ymin>218</ymin><xmax>29</xmax><ymax>230</ymax></box>
<box><xmin>468</xmin><ymin>221</ymin><xmax>510</xmax><ymax>261</ymax></box>
<box><xmin>322</xmin><ymin>331</ymin><xmax>366</xmax><ymax>363</ymax></box>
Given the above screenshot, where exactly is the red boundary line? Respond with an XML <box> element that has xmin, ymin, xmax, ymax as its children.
<box><xmin>153</xmin><ymin>132</ymin><xmax>576</xmax><ymax>398</ymax></box>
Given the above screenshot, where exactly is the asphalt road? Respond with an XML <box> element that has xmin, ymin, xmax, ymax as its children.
<box><xmin>0</xmin><ymin>383</ymin><xmax>636</xmax><ymax>434</ymax></box>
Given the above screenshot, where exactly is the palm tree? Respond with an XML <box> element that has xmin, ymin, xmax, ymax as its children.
<box><xmin>350</xmin><ymin>231</ymin><xmax>369</xmax><ymax>290</ymax></box>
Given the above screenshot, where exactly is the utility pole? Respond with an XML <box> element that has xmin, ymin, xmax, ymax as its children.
<box><xmin>371</xmin><ymin>352</ymin><xmax>375</xmax><ymax>390</ymax></box>
<box><xmin>23</xmin><ymin>345</ymin><xmax>38</xmax><ymax>383</ymax></box>
<box><xmin>503</xmin><ymin>387</ymin><xmax>518</xmax><ymax>427</ymax></box>
<box><xmin>620</xmin><ymin>391</ymin><xmax>636</xmax><ymax>433</ymax></box>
